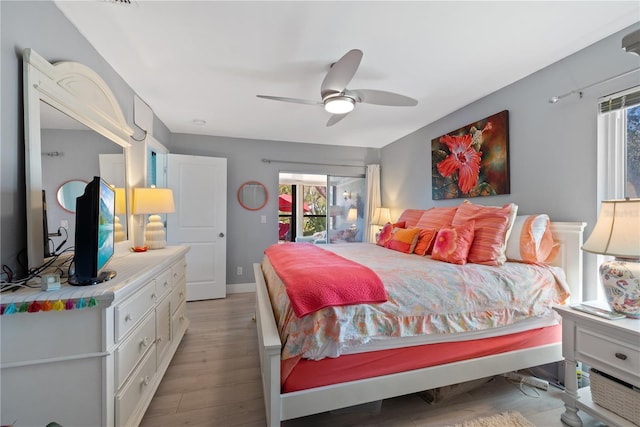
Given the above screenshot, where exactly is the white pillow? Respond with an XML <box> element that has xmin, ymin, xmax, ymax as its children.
<box><xmin>505</xmin><ymin>214</ymin><xmax>553</xmax><ymax>263</ymax></box>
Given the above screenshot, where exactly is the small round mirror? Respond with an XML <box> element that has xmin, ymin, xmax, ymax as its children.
<box><xmin>238</xmin><ymin>181</ymin><xmax>268</xmax><ymax>211</ymax></box>
<box><xmin>56</xmin><ymin>180</ymin><xmax>87</xmax><ymax>213</ymax></box>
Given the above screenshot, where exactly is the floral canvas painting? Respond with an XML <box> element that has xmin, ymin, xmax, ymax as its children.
<box><xmin>431</xmin><ymin>110</ymin><xmax>510</xmax><ymax>200</ymax></box>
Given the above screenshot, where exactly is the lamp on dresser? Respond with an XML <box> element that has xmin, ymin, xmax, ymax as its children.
<box><xmin>114</xmin><ymin>187</ymin><xmax>126</xmax><ymax>243</ymax></box>
<box><xmin>132</xmin><ymin>187</ymin><xmax>175</xmax><ymax>250</ymax></box>
<box><xmin>582</xmin><ymin>198</ymin><xmax>640</xmax><ymax>318</ymax></box>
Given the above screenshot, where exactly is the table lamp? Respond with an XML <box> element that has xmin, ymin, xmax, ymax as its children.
<box><xmin>371</xmin><ymin>207</ymin><xmax>391</xmax><ymax>227</ymax></box>
<box><xmin>582</xmin><ymin>198</ymin><xmax>640</xmax><ymax>318</ymax></box>
<box><xmin>347</xmin><ymin>207</ymin><xmax>358</xmax><ymax>230</ymax></box>
<box><xmin>114</xmin><ymin>187</ymin><xmax>126</xmax><ymax>243</ymax></box>
<box><xmin>132</xmin><ymin>187</ymin><xmax>175</xmax><ymax>250</ymax></box>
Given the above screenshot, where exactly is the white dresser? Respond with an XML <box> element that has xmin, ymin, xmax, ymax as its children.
<box><xmin>554</xmin><ymin>304</ymin><xmax>640</xmax><ymax>427</ymax></box>
<box><xmin>0</xmin><ymin>245</ymin><xmax>189</xmax><ymax>427</ymax></box>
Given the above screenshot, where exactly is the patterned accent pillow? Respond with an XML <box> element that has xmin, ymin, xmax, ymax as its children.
<box><xmin>452</xmin><ymin>202</ymin><xmax>518</xmax><ymax>266</ymax></box>
<box><xmin>376</xmin><ymin>221</ymin><xmax>406</xmax><ymax>247</ymax></box>
<box><xmin>431</xmin><ymin>221</ymin><xmax>475</xmax><ymax>265</ymax></box>
<box><xmin>505</xmin><ymin>214</ymin><xmax>556</xmax><ymax>263</ymax></box>
<box><xmin>387</xmin><ymin>227</ymin><xmax>420</xmax><ymax>254</ymax></box>
<box><xmin>413</xmin><ymin>228</ymin><xmax>438</xmax><ymax>256</ymax></box>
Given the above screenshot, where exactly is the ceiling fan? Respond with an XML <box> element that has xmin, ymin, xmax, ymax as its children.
<box><xmin>256</xmin><ymin>49</ymin><xmax>418</xmax><ymax>126</ymax></box>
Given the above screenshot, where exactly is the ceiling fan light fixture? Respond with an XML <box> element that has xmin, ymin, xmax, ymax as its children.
<box><xmin>324</xmin><ymin>96</ymin><xmax>355</xmax><ymax>115</ymax></box>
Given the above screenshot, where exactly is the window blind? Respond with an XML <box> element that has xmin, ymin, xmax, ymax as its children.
<box><xmin>599</xmin><ymin>86</ymin><xmax>640</xmax><ymax>113</ymax></box>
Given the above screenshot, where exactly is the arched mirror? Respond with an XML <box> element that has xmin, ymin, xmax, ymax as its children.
<box><xmin>56</xmin><ymin>180</ymin><xmax>87</xmax><ymax>213</ymax></box>
<box><xmin>238</xmin><ymin>181</ymin><xmax>268</xmax><ymax>211</ymax></box>
<box><xmin>24</xmin><ymin>48</ymin><xmax>134</xmax><ymax>269</ymax></box>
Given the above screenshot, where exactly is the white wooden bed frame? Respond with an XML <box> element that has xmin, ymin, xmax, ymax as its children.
<box><xmin>254</xmin><ymin>221</ymin><xmax>586</xmax><ymax>426</ymax></box>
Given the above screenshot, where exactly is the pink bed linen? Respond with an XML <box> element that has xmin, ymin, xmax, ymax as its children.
<box><xmin>264</xmin><ymin>243</ymin><xmax>387</xmax><ymax>317</ymax></box>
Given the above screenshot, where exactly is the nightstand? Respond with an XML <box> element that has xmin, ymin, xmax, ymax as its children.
<box><xmin>554</xmin><ymin>304</ymin><xmax>640</xmax><ymax>427</ymax></box>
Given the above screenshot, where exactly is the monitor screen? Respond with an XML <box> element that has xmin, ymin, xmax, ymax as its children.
<box><xmin>97</xmin><ymin>178</ymin><xmax>115</xmax><ymax>273</ymax></box>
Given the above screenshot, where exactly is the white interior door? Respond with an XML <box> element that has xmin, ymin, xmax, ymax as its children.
<box><xmin>167</xmin><ymin>154</ymin><xmax>227</xmax><ymax>300</ymax></box>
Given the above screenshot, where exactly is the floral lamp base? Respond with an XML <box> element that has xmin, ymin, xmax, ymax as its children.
<box><xmin>600</xmin><ymin>258</ymin><xmax>640</xmax><ymax>318</ymax></box>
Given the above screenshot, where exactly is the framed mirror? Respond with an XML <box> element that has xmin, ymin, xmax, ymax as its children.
<box><xmin>24</xmin><ymin>48</ymin><xmax>134</xmax><ymax>269</ymax></box>
<box><xmin>238</xmin><ymin>181</ymin><xmax>268</xmax><ymax>211</ymax></box>
<box><xmin>56</xmin><ymin>180</ymin><xmax>87</xmax><ymax>213</ymax></box>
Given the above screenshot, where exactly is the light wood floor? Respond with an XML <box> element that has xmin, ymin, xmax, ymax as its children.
<box><xmin>141</xmin><ymin>293</ymin><xmax>605</xmax><ymax>427</ymax></box>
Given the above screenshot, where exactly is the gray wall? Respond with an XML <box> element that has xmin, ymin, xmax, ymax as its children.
<box><xmin>381</xmin><ymin>22</ymin><xmax>640</xmax><ymax>299</ymax></box>
<box><xmin>165</xmin><ymin>134</ymin><xmax>378</xmax><ymax>284</ymax></box>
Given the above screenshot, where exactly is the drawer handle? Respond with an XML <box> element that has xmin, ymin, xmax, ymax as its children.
<box><xmin>615</xmin><ymin>352</ymin><xmax>628</xmax><ymax>361</ymax></box>
<box><xmin>125</xmin><ymin>314</ymin><xmax>133</xmax><ymax>322</ymax></box>
<box><xmin>141</xmin><ymin>376</ymin><xmax>150</xmax><ymax>387</ymax></box>
<box><xmin>164</xmin><ymin>281</ymin><xmax>170</xmax><ymax>288</ymax></box>
<box><xmin>179</xmin><ymin>291</ymin><xmax>185</xmax><ymax>298</ymax></box>
<box><xmin>151</xmin><ymin>293</ymin><xmax>157</xmax><ymax>301</ymax></box>
<box><xmin>141</xmin><ymin>337</ymin><xmax>150</xmax><ymax>348</ymax></box>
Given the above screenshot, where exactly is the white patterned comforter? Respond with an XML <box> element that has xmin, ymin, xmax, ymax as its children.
<box><xmin>262</xmin><ymin>243</ymin><xmax>570</xmax><ymax>361</ymax></box>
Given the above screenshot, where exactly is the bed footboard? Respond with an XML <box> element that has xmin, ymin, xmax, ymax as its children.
<box><xmin>254</xmin><ymin>263</ymin><xmax>282</xmax><ymax>426</ymax></box>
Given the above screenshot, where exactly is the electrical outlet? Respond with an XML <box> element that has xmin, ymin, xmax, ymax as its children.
<box><xmin>260</xmin><ymin>215</ymin><xmax>267</xmax><ymax>224</ymax></box>
<box><xmin>237</xmin><ymin>266</ymin><xmax>243</xmax><ymax>276</ymax></box>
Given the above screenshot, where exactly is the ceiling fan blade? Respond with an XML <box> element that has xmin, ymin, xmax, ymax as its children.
<box><xmin>256</xmin><ymin>95</ymin><xmax>321</xmax><ymax>106</ymax></box>
<box><xmin>321</xmin><ymin>49</ymin><xmax>363</xmax><ymax>99</ymax></box>
<box><xmin>326</xmin><ymin>113</ymin><xmax>349</xmax><ymax>127</ymax></box>
<box><xmin>350</xmin><ymin>89</ymin><xmax>418</xmax><ymax>107</ymax></box>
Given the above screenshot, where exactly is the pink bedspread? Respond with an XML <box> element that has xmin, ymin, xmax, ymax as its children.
<box><xmin>264</xmin><ymin>243</ymin><xmax>387</xmax><ymax>317</ymax></box>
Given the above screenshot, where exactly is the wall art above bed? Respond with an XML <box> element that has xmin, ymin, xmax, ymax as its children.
<box><xmin>431</xmin><ymin>110</ymin><xmax>510</xmax><ymax>200</ymax></box>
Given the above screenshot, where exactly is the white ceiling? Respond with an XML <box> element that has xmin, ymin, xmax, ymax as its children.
<box><xmin>54</xmin><ymin>1</ymin><xmax>639</xmax><ymax>149</ymax></box>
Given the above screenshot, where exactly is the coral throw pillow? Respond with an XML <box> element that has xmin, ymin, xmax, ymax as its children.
<box><xmin>431</xmin><ymin>221</ymin><xmax>475</xmax><ymax>265</ymax></box>
<box><xmin>415</xmin><ymin>206</ymin><xmax>458</xmax><ymax>230</ymax></box>
<box><xmin>387</xmin><ymin>227</ymin><xmax>420</xmax><ymax>254</ymax></box>
<box><xmin>505</xmin><ymin>214</ymin><xmax>556</xmax><ymax>263</ymax></box>
<box><xmin>413</xmin><ymin>228</ymin><xmax>438</xmax><ymax>256</ymax></box>
<box><xmin>452</xmin><ymin>202</ymin><xmax>517</xmax><ymax>266</ymax></box>
<box><xmin>376</xmin><ymin>221</ymin><xmax>406</xmax><ymax>247</ymax></box>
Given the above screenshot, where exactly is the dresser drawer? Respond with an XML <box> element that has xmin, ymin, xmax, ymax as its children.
<box><xmin>155</xmin><ymin>267</ymin><xmax>173</xmax><ymax>301</ymax></box>
<box><xmin>156</xmin><ymin>294</ymin><xmax>172</xmax><ymax>362</ymax></box>
<box><xmin>172</xmin><ymin>300</ymin><xmax>188</xmax><ymax>341</ymax></box>
<box><xmin>115</xmin><ymin>311</ymin><xmax>156</xmax><ymax>389</ymax></box>
<box><xmin>576</xmin><ymin>327</ymin><xmax>640</xmax><ymax>383</ymax></box>
<box><xmin>170</xmin><ymin>281</ymin><xmax>187</xmax><ymax>315</ymax></box>
<box><xmin>115</xmin><ymin>345</ymin><xmax>157</xmax><ymax>427</ymax></box>
<box><xmin>115</xmin><ymin>280</ymin><xmax>156</xmax><ymax>342</ymax></box>
<box><xmin>172</xmin><ymin>258</ymin><xmax>186</xmax><ymax>284</ymax></box>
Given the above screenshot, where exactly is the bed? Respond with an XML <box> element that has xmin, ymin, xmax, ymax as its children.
<box><xmin>255</xmin><ymin>206</ymin><xmax>586</xmax><ymax>426</ymax></box>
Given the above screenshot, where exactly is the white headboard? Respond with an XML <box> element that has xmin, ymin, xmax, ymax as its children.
<box><xmin>549</xmin><ymin>221</ymin><xmax>586</xmax><ymax>303</ymax></box>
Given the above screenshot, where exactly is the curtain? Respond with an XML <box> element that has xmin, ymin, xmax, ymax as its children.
<box><xmin>597</xmin><ymin>111</ymin><xmax>626</xmax><ymax>201</ymax></box>
<box><xmin>365</xmin><ymin>164</ymin><xmax>381</xmax><ymax>243</ymax></box>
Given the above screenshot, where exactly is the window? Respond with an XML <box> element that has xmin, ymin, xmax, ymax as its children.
<box><xmin>598</xmin><ymin>87</ymin><xmax>640</xmax><ymax>200</ymax></box>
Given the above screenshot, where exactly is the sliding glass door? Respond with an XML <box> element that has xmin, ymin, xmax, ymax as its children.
<box><xmin>278</xmin><ymin>172</ymin><xmax>365</xmax><ymax>243</ymax></box>
<box><xmin>326</xmin><ymin>175</ymin><xmax>366</xmax><ymax>243</ymax></box>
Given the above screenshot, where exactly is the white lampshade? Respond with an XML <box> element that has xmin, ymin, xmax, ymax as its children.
<box><xmin>371</xmin><ymin>207</ymin><xmax>391</xmax><ymax>226</ymax></box>
<box><xmin>582</xmin><ymin>198</ymin><xmax>640</xmax><ymax>258</ymax></box>
<box><xmin>132</xmin><ymin>188</ymin><xmax>175</xmax><ymax>215</ymax></box>
<box><xmin>132</xmin><ymin>187</ymin><xmax>175</xmax><ymax>250</ymax></box>
<box><xmin>114</xmin><ymin>187</ymin><xmax>126</xmax><ymax>215</ymax></box>
<box><xmin>346</xmin><ymin>207</ymin><xmax>358</xmax><ymax>223</ymax></box>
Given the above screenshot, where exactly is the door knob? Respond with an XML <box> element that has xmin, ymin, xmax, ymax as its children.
<box><xmin>219</xmin><ymin>232</ymin><xmax>225</xmax><ymax>238</ymax></box>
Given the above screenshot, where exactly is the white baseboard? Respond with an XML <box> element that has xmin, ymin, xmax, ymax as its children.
<box><xmin>227</xmin><ymin>282</ymin><xmax>256</xmax><ymax>294</ymax></box>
